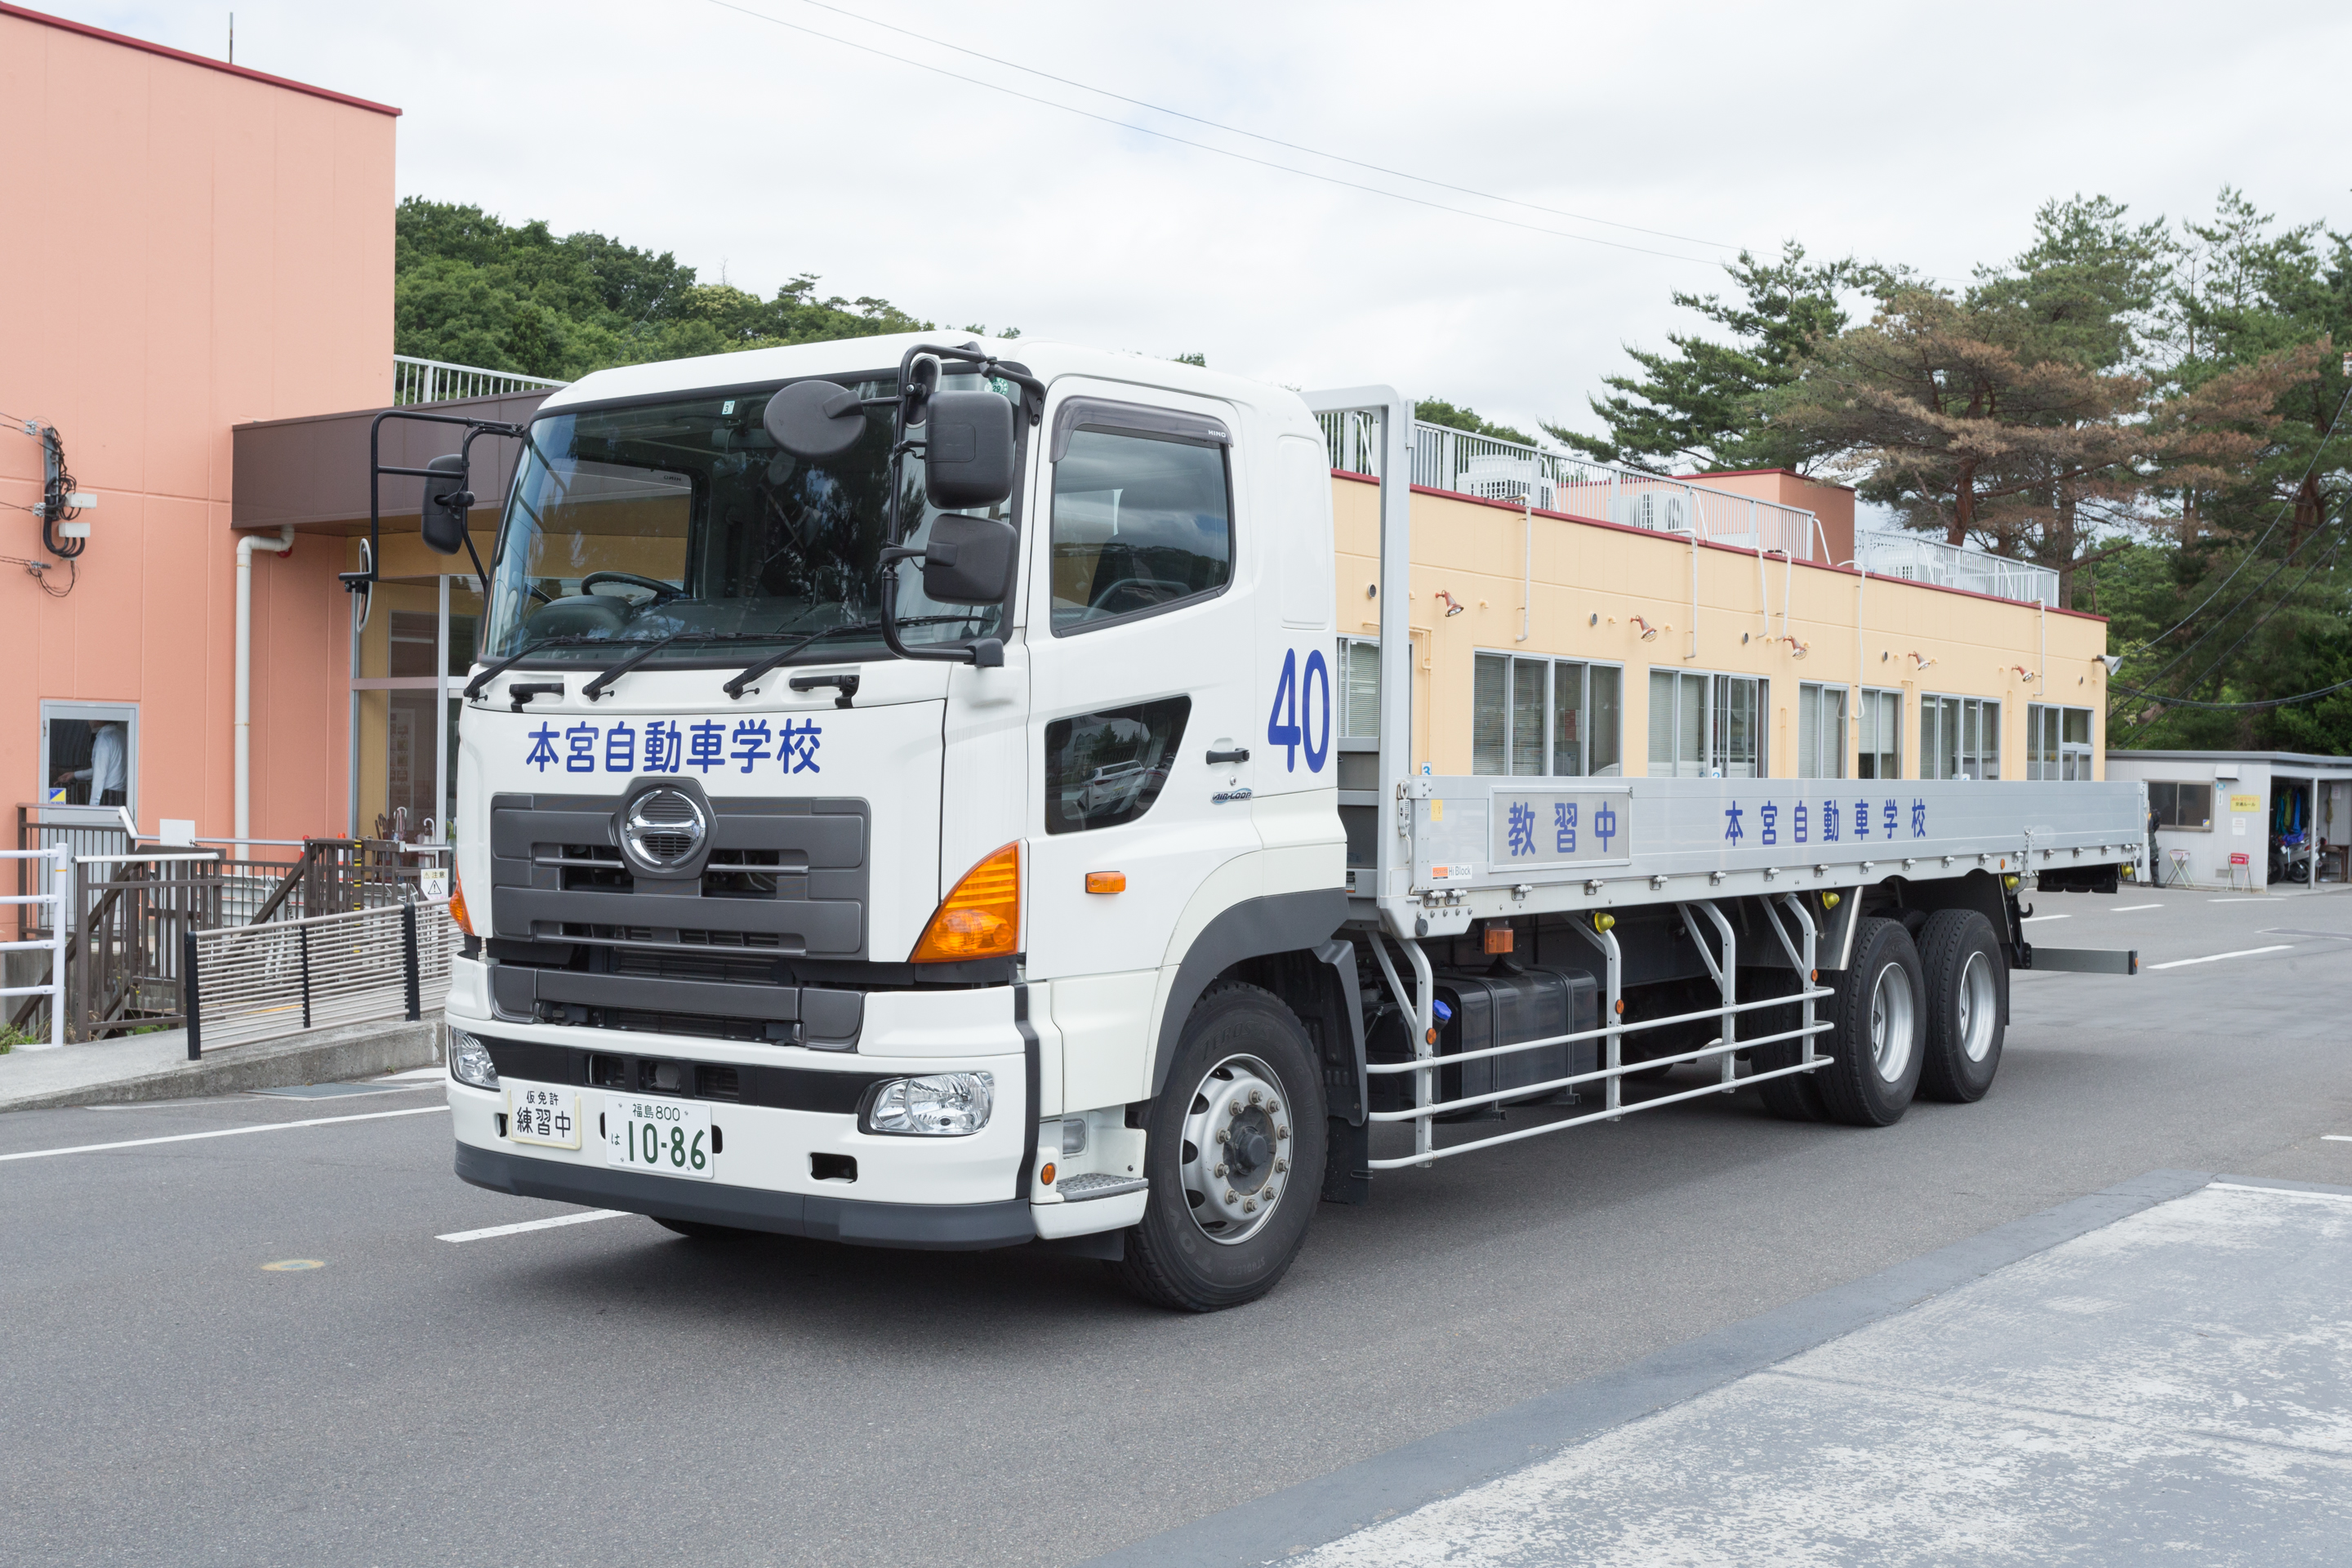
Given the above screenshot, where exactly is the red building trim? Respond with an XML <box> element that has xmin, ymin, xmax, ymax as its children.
<box><xmin>0</xmin><ymin>3</ymin><xmax>401</xmax><ymax>117</ymax></box>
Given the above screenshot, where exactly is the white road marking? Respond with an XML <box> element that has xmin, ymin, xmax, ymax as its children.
<box><xmin>2146</xmin><ymin>944</ymin><xmax>2294</xmax><ymax>971</ymax></box>
<box><xmin>438</xmin><ymin>1209</ymin><xmax>630</xmax><ymax>1243</ymax></box>
<box><xmin>2111</xmin><ymin>903</ymin><xmax>2162</xmax><ymax>911</ymax></box>
<box><xmin>2020</xmin><ymin>914</ymin><xmax>2070</xmax><ymax>923</ymax></box>
<box><xmin>2207</xmin><ymin>898</ymin><xmax>2270</xmax><ymax>903</ymax></box>
<box><xmin>2323</xmin><ymin>1135</ymin><xmax>2352</xmax><ymax>1143</ymax></box>
<box><xmin>0</xmin><ymin>1104</ymin><xmax>448</xmax><ymax>1162</ymax></box>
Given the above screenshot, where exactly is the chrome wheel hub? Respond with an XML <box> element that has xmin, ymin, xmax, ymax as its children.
<box><xmin>1869</xmin><ymin>962</ymin><xmax>1917</xmax><ymax>1084</ymax></box>
<box><xmin>1179</xmin><ymin>1054</ymin><xmax>1292</xmax><ymax>1245</ymax></box>
<box><xmin>1957</xmin><ymin>950</ymin><xmax>1998</xmax><ymax>1063</ymax></box>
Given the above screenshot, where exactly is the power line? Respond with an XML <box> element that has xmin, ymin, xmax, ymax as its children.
<box><xmin>702</xmin><ymin>0</ymin><xmax>1731</xmax><ymax>269</ymax></box>
<box><xmin>2113</xmin><ymin>670</ymin><xmax>2352</xmax><ymax>713</ymax></box>
<box><xmin>785</xmin><ymin>0</ymin><xmax>1741</xmax><ymax>253</ymax></box>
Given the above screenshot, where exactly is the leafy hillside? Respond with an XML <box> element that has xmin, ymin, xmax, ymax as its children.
<box><xmin>393</xmin><ymin>198</ymin><xmax>935</xmax><ymax>381</ymax></box>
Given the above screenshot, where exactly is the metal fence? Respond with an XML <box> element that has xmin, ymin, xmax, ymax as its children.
<box><xmin>0</xmin><ymin>848</ymin><xmax>66</xmax><ymax>1049</ymax></box>
<box><xmin>1861</xmin><ymin>533</ymin><xmax>2061</xmax><ymax>608</ymax></box>
<box><xmin>393</xmin><ymin>354</ymin><xmax>568</xmax><ymax>406</ymax></box>
<box><xmin>1319</xmin><ymin>413</ymin><xmax>1824</xmax><ymax>561</ymax></box>
<box><xmin>186</xmin><ymin>901</ymin><xmax>453</xmax><ymax>1055</ymax></box>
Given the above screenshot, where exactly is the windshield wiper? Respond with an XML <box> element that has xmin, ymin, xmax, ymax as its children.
<box><xmin>461</xmin><ymin>635</ymin><xmax>617</xmax><ymax>702</ymax></box>
<box><xmin>720</xmin><ymin>615</ymin><xmax>982</xmax><ymax>700</ymax></box>
<box><xmin>581</xmin><ymin>633</ymin><xmax>693</xmax><ymax>702</ymax></box>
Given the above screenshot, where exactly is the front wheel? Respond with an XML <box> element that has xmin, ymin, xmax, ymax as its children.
<box><xmin>1111</xmin><ymin>982</ymin><xmax>1328</xmax><ymax>1312</ymax></box>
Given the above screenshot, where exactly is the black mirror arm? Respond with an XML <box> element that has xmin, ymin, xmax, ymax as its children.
<box><xmin>353</xmin><ymin>409</ymin><xmax>527</xmax><ymax>596</ymax></box>
<box><xmin>876</xmin><ymin>570</ymin><xmax>1001</xmax><ymax>666</ymax></box>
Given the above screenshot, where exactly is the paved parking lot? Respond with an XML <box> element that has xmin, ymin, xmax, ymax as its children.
<box><xmin>2</xmin><ymin>885</ymin><xmax>2348</xmax><ymax>1566</ymax></box>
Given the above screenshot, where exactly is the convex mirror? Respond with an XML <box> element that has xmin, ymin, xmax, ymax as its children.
<box><xmin>919</xmin><ymin>513</ymin><xmax>1017</xmax><ymax>604</ymax></box>
<box><xmin>924</xmin><ymin>390</ymin><xmax>1016</xmax><ymax>509</ymax></box>
<box><xmin>419</xmin><ymin>452</ymin><xmax>470</xmax><ymax>555</ymax></box>
<box><xmin>763</xmin><ymin>380</ymin><xmax>867</xmax><ymax>458</ymax></box>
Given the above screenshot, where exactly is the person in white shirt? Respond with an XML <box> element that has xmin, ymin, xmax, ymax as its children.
<box><xmin>55</xmin><ymin>721</ymin><xmax>127</xmax><ymax>807</ymax></box>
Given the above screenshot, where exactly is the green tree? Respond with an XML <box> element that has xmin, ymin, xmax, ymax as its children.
<box><xmin>1415</xmin><ymin>399</ymin><xmax>1532</xmax><ymax>446</ymax></box>
<box><xmin>393</xmin><ymin>198</ymin><xmax>934</xmax><ymax>381</ymax></box>
<box><xmin>1544</xmin><ymin>243</ymin><xmax>1864</xmax><ymax>474</ymax></box>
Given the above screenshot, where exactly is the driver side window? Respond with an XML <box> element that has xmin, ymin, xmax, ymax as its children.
<box><xmin>1050</xmin><ymin>425</ymin><xmax>1232</xmax><ymax>634</ymax></box>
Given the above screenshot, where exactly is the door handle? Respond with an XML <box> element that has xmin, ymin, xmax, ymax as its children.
<box><xmin>1206</xmin><ymin>748</ymin><xmax>1250</xmax><ymax>765</ymax></box>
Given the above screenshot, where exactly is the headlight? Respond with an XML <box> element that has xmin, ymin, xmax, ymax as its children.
<box><xmin>448</xmin><ymin>1025</ymin><xmax>498</xmax><ymax>1089</ymax></box>
<box><xmin>862</xmin><ymin>1072</ymin><xmax>993</xmax><ymax>1136</ymax></box>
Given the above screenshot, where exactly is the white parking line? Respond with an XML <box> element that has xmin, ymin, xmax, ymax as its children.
<box><xmin>2020</xmin><ymin>914</ymin><xmax>2070</xmax><ymax>923</ymax></box>
<box><xmin>2323</xmin><ymin>1135</ymin><xmax>2352</xmax><ymax>1143</ymax></box>
<box><xmin>2146</xmin><ymin>944</ymin><xmax>2294</xmax><ymax>971</ymax></box>
<box><xmin>2207</xmin><ymin>898</ymin><xmax>2270</xmax><ymax>903</ymax></box>
<box><xmin>2111</xmin><ymin>903</ymin><xmax>2162</xmax><ymax>911</ymax></box>
<box><xmin>0</xmin><ymin>1104</ymin><xmax>448</xmax><ymax>1162</ymax></box>
<box><xmin>438</xmin><ymin>1209</ymin><xmax>630</xmax><ymax>1243</ymax></box>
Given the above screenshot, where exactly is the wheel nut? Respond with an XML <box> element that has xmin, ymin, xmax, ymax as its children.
<box><xmin>1276</xmin><ymin>1125</ymin><xmax>1290</xmax><ymax>1140</ymax></box>
<box><xmin>1214</xmin><ymin>1163</ymin><xmax>1227</xmax><ymax>1178</ymax></box>
<box><xmin>1248</xmin><ymin>1090</ymin><xmax>1262</xmax><ymax>1107</ymax></box>
<box><xmin>1215</xmin><ymin>1128</ymin><xmax>1229</xmax><ymax>1143</ymax></box>
<box><xmin>1243</xmin><ymin>1199</ymin><xmax>1256</xmax><ymax>1213</ymax></box>
<box><xmin>1267</xmin><ymin>1101</ymin><xmax>1280</xmax><ymax>1114</ymax></box>
<box><xmin>1274</xmin><ymin>1159</ymin><xmax>1288</xmax><ymax>1174</ymax></box>
<box><xmin>1225</xmin><ymin>1189</ymin><xmax>1239</xmax><ymax>1205</ymax></box>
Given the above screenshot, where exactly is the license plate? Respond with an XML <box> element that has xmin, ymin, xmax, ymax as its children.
<box><xmin>604</xmin><ymin>1096</ymin><xmax>715</xmax><ymax>1181</ymax></box>
<box><xmin>506</xmin><ymin>1084</ymin><xmax>581</xmax><ymax>1148</ymax></box>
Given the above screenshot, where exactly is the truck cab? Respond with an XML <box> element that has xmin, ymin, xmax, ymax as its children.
<box><xmin>442</xmin><ymin>335</ymin><xmax>1353</xmax><ymax>1309</ymax></box>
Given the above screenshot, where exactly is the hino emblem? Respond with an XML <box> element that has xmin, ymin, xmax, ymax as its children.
<box><xmin>622</xmin><ymin>787</ymin><xmax>707</xmax><ymax>871</ymax></box>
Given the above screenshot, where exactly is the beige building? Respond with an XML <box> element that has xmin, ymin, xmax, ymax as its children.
<box><xmin>1328</xmin><ymin>462</ymin><xmax>2108</xmax><ymax>786</ymax></box>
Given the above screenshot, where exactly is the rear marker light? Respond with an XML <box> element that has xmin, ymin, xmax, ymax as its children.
<box><xmin>911</xmin><ymin>842</ymin><xmax>1020</xmax><ymax>963</ymax></box>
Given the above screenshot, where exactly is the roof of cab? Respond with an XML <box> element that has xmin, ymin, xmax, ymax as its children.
<box><xmin>537</xmin><ymin>334</ymin><xmax>1305</xmax><ymax>427</ymax></box>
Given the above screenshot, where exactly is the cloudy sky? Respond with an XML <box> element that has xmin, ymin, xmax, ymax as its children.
<box><xmin>58</xmin><ymin>0</ymin><xmax>2352</xmax><ymax>447</ymax></box>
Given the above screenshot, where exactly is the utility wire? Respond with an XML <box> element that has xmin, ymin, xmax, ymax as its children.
<box><xmin>784</xmin><ymin>0</ymin><xmax>1740</xmax><ymax>253</ymax></box>
<box><xmin>2112</xmin><ymin>669</ymin><xmax>2352</xmax><ymax>712</ymax></box>
<box><xmin>702</xmin><ymin>0</ymin><xmax>1731</xmax><ymax>268</ymax></box>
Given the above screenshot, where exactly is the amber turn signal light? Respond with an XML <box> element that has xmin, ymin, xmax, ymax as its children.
<box><xmin>448</xmin><ymin>867</ymin><xmax>474</xmax><ymax>937</ymax></box>
<box><xmin>1040</xmin><ymin>1161</ymin><xmax>1057</xmax><ymax>1186</ymax></box>
<box><xmin>1085</xmin><ymin>871</ymin><xmax>1126</xmax><ymax>894</ymax></box>
<box><xmin>1481</xmin><ymin>924</ymin><xmax>1514</xmax><ymax>955</ymax></box>
<box><xmin>911</xmin><ymin>842</ymin><xmax>1021</xmax><ymax>964</ymax></box>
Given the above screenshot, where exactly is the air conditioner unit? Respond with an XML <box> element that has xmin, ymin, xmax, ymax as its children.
<box><xmin>1613</xmin><ymin>489</ymin><xmax>1693</xmax><ymax>534</ymax></box>
<box><xmin>1461</xmin><ymin>456</ymin><xmax>1550</xmax><ymax>510</ymax></box>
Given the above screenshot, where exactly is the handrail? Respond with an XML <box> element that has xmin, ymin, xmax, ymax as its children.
<box><xmin>393</xmin><ymin>354</ymin><xmax>568</xmax><ymax>406</ymax></box>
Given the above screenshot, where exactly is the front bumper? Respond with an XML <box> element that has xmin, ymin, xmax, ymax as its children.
<box><xmin>455</xmin><ymin>1143</ymin><xmax>1036</xmax><ymax>1250</ymax></box>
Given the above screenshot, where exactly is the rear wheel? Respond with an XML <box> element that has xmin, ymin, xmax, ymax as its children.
<box><xmin>1815</xmin><ymin>916</ymin><xmax>1924</xmax><ymax>1127</ymax></box>
<box><xmin>1112</xmin><ymin>982</ymin><xmax>1327</xmax><ymax>1312</ymax></box>
<box><xmin>1748</xmin><ymin>965</ymin><xmax>1829</xmax><ymax>1123</ymax></box>
<box><xmin>1918</xmin><ymin>909</ymin><xmax>2005</xmax><ymax>1102</ymax></box>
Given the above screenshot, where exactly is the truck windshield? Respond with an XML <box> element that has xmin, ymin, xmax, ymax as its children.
<box><xmin>480</xmin><ymin>377</ymin><xmax>1013</xmax><ymax>668</ymax></box>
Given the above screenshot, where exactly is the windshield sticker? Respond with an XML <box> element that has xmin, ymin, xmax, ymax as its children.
<box><xmin>523</xmin><ymin>719</ymin><xmax>823</xmax><ymax>775</ymax></box>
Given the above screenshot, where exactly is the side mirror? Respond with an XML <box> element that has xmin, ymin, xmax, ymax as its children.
<box><xmin>764</xmin><ymin>380</ymin><xmax>867</xmax><ymax>458</ymax></box>
<box><xmin>924</xmin><ymin>390</ymin><xmax>1016</xmax><ymax>509</ymax></box>
<box><xmin>919</xmin><ymin>513</ymin><xmax>1017</xmax><ymax>604</ymax></box>
<box><xmin>902</xmin><ymin>354</ymin><xmax>940</xmax><ymax>430</ymax></box>
<box><xmin>420</xmin><ymin>452</ymin><xmax>470</xmax><ymax>555</ymax></box>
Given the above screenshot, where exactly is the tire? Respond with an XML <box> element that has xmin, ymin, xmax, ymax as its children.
<box><xmin>1111</xmin><ymin>982</ymin><xmax>1328</xmax><ymax>1312</ymax></box>
<box><xmin>1747</xmin><ymin>965</ymin><xmax>1829</xmax><ymax>1123</ymax></box>
<box><xmin>1917</xmin><ymin>909</ymin><xmax>2005</xmax><ymax>1102</ymax></box>
<box><xmin>1814</xmin><ymin>916</ymin><xmax>1925</xmax><ymax>1128</ymax></box>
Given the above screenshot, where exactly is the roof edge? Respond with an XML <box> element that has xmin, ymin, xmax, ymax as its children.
<box><xmin>0</xmin><ymin>3</ymin><xmax>400</xmax><ymax>116</ymax></box>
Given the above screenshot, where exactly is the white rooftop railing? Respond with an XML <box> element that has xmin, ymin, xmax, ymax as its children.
<box><xmin>1321</xmin><ymin>412</ymin><xmax>1825</xmax><ymax>561</ymax></box>
<box><xmin>394</xmin><ymin>355</ymin><xmax>570</xmax><ymax>406</ymax></box>
<box><xmin>1860</xmin><ymin>533</ymin><xmax>2060</xmax><ymax>608</ymax></box>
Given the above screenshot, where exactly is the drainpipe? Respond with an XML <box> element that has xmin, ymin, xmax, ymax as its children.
<box><xmin>235</xmin><ymin>527</ymin><xmax>296</xmax><ymax>858</ymax></box>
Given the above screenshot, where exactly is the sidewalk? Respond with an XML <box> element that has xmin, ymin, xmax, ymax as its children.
<box><xmin>0</xmin><ymin>1013</ymin><xmax>443</xmax><ymax>1113</ymax></box>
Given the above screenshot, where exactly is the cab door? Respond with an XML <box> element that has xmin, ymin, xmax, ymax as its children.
<box><xmin>1024</xmin><ymin>383</ymin><xmax>1260</xmax><ymax>1109</ymax></box>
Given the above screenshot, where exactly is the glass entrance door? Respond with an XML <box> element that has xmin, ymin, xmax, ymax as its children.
<box><xmin>350</xmin><ymin>575</ymin><xmax>480</xmax><ymax>844</ymax></box>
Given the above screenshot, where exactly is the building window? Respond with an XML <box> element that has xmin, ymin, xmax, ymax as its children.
<box><xmin>39</xmin><ymin>702</ymin><xmax>139</xmax><ymax>816</ymax></box>
<box><xmin>1647</xmin><ymin>670</ymin><xmax>1766</xmax><ymax>778</ymax></box>
<box><xmin>1339</xmin><ymin>637</ymin><xmax>1381</xmax><ymax>739</ymax></box>
<box><xmin>2149</xmin><ymin>781</ymin><xmax>2213</xmax><ymax>831</ymax></box>
<box><xmin>1796</xmin><ymin>682</ymin><xmax>1846</xmax><ymax>779</ymax></box>
<box><xmin>1856</xmin><ymin>688</ymin><xmax>1902</xmax><ymax>779</ymax></box>
<box><xmin>2026</xmin><ymin>704</ymin><xmax>2094</xmax><ymax>780</ymax></box>
<box><xmin>1473</xmin><ymin>654</ymin><xmax>1624</xmax><ymax>777</ymax></box>
<box><xmin>1922</xmin><ymin>695</ymin><xmax>2000</xmax><ymax>780</ymax></box>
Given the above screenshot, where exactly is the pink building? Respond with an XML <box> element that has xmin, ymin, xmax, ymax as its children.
<box><xmin>0</xmin><ymin>3</ymin><xmax>395</xmax><ymax>846</ymax></box>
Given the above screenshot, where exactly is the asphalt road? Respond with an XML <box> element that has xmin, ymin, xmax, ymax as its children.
<box><xmin>3</xmin><ymin>885</ymin><xmax>2349</xmax><ymax>1567</ymax></box>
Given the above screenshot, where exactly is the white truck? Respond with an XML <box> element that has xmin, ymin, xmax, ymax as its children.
<box><xmin>381</xmin><ymin>335</ymin><xmax>2146</xmax><ymax>1311</ymax></box>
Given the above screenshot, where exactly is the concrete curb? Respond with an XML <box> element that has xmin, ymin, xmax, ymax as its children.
<box><xmin>0</xmin><ymin>1016</ymin><xmax>442</xmax><ymax>1113</ymax></box>
<box><xmin>1072</xmin><ymin>1168</ymin><xmax>2216</xmax><ymax>1568</ymax></box>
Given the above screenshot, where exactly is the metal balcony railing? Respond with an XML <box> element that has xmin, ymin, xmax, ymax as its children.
<box><xmin>1860</xmin><ymin>534</ymin><xmax>2060</xmax><ymax>608</ymax></box>
<box><xmin>1320</xmin><ymin>412</ymin><xmax>1825</xmax><ymax>561</ymax></box>
<box><xmin>393</xmin><ymin>355</ymin><xmax>569</xmax><ymax>406</ymax></box>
